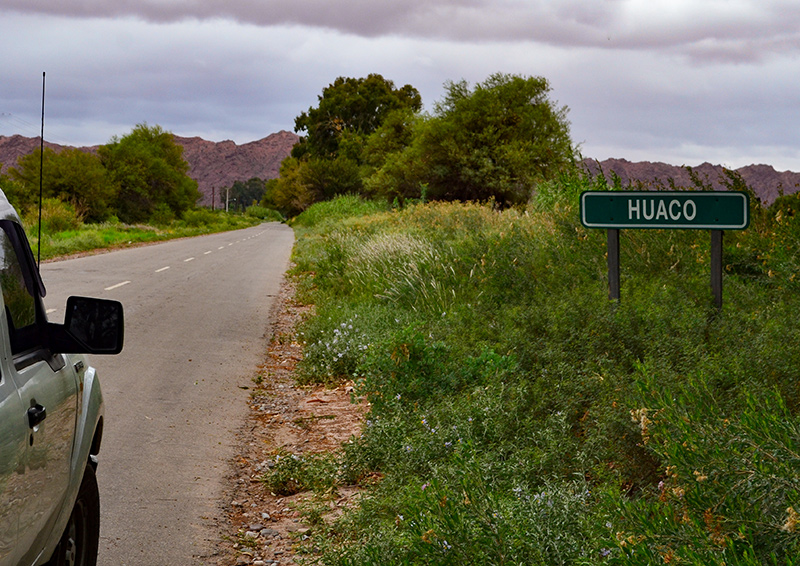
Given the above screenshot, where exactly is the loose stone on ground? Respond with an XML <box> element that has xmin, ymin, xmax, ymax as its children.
<box><xmin>214</xmin><ymin>276</ymin><xmax>367</xmax><ymax>565</ymax></box>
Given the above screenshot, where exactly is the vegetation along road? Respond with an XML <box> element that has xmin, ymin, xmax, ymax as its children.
<box><xmin>39</xmin><ymin>222</ymin><xmax>294</xmax><ymax>565</ymax></box>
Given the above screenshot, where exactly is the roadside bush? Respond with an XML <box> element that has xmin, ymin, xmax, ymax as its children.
<box><xmin>27</xmin><ymin>198</ymin><xmax>83</xmax><ymax>233</ymax></box>
<box><xmin>608</xmin><ymin>385</ymin><xmax>800</xmax><ymax>565</ymax></box>
<box><xmin>260</xmin><ymin>449</ymin><xmax>339</xmax><ymax>496</ymax></box>
<box><xmin>297</xmin><ymin>314</ymin><xmax>371</xmax><ymax>385</ymax></box>
<box><xmin>150</xmin><ymin>202</ymin><xmax>175</xmax><ymax>226</ymax></box>
<box><xmin>291</xmin><ymin>194</ymin><xmax>387</xmax><ymax>230</ymax></box>
<box><xmin>323</xmin><ymin>470</ymin><xmax>600</xmax><ymax>566</ymax></box>
<box><xmin>246</xmin><ymin>205</ymin><xmax>284</xmax><ymax>222</ymax></box>
<box><xmin>181</xmin><ymin>208</ymin><xmax>216</xmax><ymax>228</ymax></box>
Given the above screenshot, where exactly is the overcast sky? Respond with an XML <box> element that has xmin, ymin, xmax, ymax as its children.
<box><xmin>1</xmin><ymin>0</ymin><xmax>799</xmax><ymax>170</ymax></box>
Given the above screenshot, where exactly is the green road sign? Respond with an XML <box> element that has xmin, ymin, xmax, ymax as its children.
<box><xmin>580</xmin><ymin>191</ymin><xmax>749</xmax><ymax>230</ymax></box>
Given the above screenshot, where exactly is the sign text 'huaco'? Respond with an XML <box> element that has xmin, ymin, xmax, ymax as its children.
<box><xmin>579</xmin><ymin>190</ymin><xmax>750</xmax><ymax>309</ymax></box>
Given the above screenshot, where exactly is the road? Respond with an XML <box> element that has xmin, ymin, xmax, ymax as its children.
<box><xmin>39</xmin><ymin>222</ymin><xmax>295</xmax><ymax>565</ymax></box>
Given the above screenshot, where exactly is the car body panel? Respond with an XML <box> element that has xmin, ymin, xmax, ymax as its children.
<box><xmin>0</xmin><ymin>188</ymin><xmax>117</xmax><ymax>566</ymax></box>
<box><xmin>0</xmin><ymin>374</ymin><xmax>27</xmax><ymax>562</ymax></box>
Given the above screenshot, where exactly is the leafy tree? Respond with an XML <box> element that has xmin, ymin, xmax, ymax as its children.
<box><xmin>302</xmin><ymin>156</ymin><xmax>363</xmax><ymax>201</ymax></box>
<box><xmin>264</xmin><ymin>157</ymin><xmax>315</xmax><ymax>217</ymax></box>
<box><xmin>99</xmin><ymin>123</ymin><xmax>200</xmax><ymax>223</ymax></box>
<box><xmin>0</xmin><ymin>166</ymin><xmax>29</xmax><ymax>214</ymax></box>
<box><xmin>264</xmin><ymin>156</ymin><xmax>363</xmax><ymax>217</ymax></box>
<box><xmin>362</xmin><ymin>113</ymin><xmax>429</xmax><ymax>203</ymax></box>
<box><xmin>222</xmin><ymin>177</ymin><xmax>267</xmax><ymax>212</ymax></box>
<box><xmin>276</xmin><ymin>74</ymin><xmax>422</xmax><ymax>214</ymax></box>
<box><xmin>293</xmin><ymin>74</ymin><xmax>422</xmax><ymax>161</ymax></box>
<box><xmin>10</xmin><ymin>147</ymin><xmax>117</xmax><ymax>222</ymax></box>
<box><xmin>366</xmin><ymin>73</ymin><xmax>575</xmax><ymax>205</ymax></box>
<box><xmin>361</xmin><ymin>108</ymin><xmax>419</xmax><ymax>170</ymax></box>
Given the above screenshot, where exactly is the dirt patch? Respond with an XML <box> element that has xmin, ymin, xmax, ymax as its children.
<box><xmin>214</xmin><ymin>276</ymin><xmax>367</xmax><ymax>565</ymax></box>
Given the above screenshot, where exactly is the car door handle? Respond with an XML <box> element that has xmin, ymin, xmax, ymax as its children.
<box><xmin>27</xmin><ymin>404</ymin><xmax>47</xmax><ymax>428</ymax></box>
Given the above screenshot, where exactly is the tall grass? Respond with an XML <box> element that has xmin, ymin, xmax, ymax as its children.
<box><xmin>288</xmin><ymin>184</ymin><xmax>800</xmax><ymax>565</ymax></box>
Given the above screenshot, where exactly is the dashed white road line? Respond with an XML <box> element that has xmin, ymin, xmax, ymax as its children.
<box><xmin>105</xmin><ymin>281</ymin><xmax>131</xmax><ymax>291</ymax></box>
<box><xmin>87</xmin><ymin>229</ymin><xmax>257</xmax><ymax>296</ymax></box>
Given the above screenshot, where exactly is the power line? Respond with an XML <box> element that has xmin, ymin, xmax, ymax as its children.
<box><xmin>0</xmin><ymin>112</ymin><xmax>41</xmax><ymax>136</ymax></box>
<box><xmin>0</xmin><ymin>112</ymin><xmax>77</xmax><ymax>147</ymax></box>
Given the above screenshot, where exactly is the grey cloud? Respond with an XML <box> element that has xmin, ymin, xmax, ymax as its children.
<box><xmin>4</xmin><ymin>0</ymin><xmax>799</xmax><ymax>58</ymax></box>
<box><xmin>675</xmin><ymin>34</ymin><xmax>800</xmax><ymax>65</ymax></box>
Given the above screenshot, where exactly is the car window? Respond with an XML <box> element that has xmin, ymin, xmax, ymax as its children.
<box><xmin>0</xmin><ymin>226</ymin><xmax>39</xmax><ymax>354</ymax></box>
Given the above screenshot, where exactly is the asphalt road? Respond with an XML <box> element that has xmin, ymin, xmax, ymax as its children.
<box><xmin>39</xmin><ymin>222</ymin><xmax>295</xmax><ymax>565</ymax></box>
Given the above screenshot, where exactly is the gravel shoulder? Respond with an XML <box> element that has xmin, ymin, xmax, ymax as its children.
<box><xmin>214</xmin><ymin>277</ymin><xmax>367</xmax><ymax>565</ymax></box>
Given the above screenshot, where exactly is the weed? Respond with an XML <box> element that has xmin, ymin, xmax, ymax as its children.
<box><xmin>261</xmin><ymin>449</ymin><xmax>340</xmax><ymax>496</ymax></box>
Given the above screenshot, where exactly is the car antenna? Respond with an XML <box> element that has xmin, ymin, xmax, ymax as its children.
<box><xmin>37</xmin><ymin>71</ymin><xmax>45</xmax><ymax>268</ymax></box>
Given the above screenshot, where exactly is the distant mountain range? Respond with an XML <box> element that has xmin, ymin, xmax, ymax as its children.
<box><xmin>581</xmin><ymin>158</ymin><xmax>800</xmax><ymax>205</ymax></box>
<box><xmin>1</xmin><ymin>133</ymin><xmax>797</xmax><ymax>207</ymax></box>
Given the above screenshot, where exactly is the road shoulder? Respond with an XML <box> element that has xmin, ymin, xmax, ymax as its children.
<box><xmin>215</xmin><ymin>276</ymin><xmax>366</xmax><ymax>566</ymax></box>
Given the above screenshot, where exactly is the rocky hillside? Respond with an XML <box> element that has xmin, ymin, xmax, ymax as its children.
<box><xmin>582</xmin><ymin>158</ymin><xmax>800</xmax><ymax>205</ymax></box>
<box><xmin>0</xmin><ymin>131</ymin><xmax>299</xmax><ymax>207</ymax></box>
<box><xmin>0</xmin><ymin>135</ymin><xmax>66</xmax><ymax>168</ymax></box>
<box><xmin>174</xmin><ymin>131</ymin><xmax>298</xmax><ymax>206</ymax></box>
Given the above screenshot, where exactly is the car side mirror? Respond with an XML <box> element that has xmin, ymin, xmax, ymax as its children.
<box><xmin>55</xmin><ymin>296</ymin><xmax>124</xmax><ymax>355</ymax></box>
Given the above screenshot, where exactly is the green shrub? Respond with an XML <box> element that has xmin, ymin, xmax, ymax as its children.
<box><xmin>181</xmin><ymin>208</ymin><xmax>216</xmax><ymax>227</ymax></box>
<box><xmin>150</xmin><ymin>203</ymin><xmax>175</xmax><ymax>226</ymax></box>
<box><xmin>260</xmin><ymin>449</ymin><xmax>339</xmax><ymax>496</ymax></box>
<box><xmin>291</xmin><ymin>194</ymin><xmax>386</xmax><ymax>229</ymax></box>
<box><xmin>245</xmin><ymin>205</ymin><xmax>284</xmax><ymax>222</ymax></box>
<box><xmin>297</xmin><ymin>314</ymin><xmax>371</xmax><ymax>385</ymax></box>
<box><xmin>608</xmin><ymin>386</ymin><xmax>800</xmax><ymax>565</ymax></box>
<box><xmin>29</xmin><ymin>198</ymin><xmax>83</xmax><ymax>233</ymax></box>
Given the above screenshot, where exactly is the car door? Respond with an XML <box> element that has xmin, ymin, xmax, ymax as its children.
<box><xmin>0</xmin><ymin>367</ymin><xmax>27</xmax><ymax>566</ymax></box>
<box><xmin>0</xmin><ymin>221</ymin><xmax>78</xmax><ymax>565</ymax></box>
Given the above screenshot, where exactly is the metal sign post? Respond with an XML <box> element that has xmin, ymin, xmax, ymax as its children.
<box><xmin>580</xmin><ymin>191</ymin><xmax>750</xmax><ymax>309</ymax></box>
<box><xmin>607</xmin><ymin>228</ymin><xmax>620</xmax><ymax>302</ymax></box>
<box><xmin>711</xmin><ymin>230</ymin><xmax>723</xmax><ymax>309</ymax></box>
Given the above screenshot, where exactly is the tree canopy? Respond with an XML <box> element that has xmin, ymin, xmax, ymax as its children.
<box><xmin>261</xmin><ymin>74</ymin><xmax>423</xmax><ymax>216</ymax></box>
<box><xmin>293</xmin><ymin>74</ymin><xmax>422</xmax><ymax>161</ymax></box>
<box><xmin>366</xmin><ymin>73</ymin><xmax>575</xmax><ymax>206</ymax></box>
<box><xmin>98</xmin><ymin>124</ymin><xmax>200</xmax><ymax>224</ymax></box>
<box><xmin>10</xmin><ymin>147</ymin><xmax>116</xmax><ymax>221</ymax></box>
<box><xmin>6</xmin><ymin>124</ymin><xmax>202</xmax><ymax>226</ymax></box>
<box><xmin>262</xmin><ymin>155</ymin><xmax>363</xmax><ymax>218</ymax></box>
<box><xmin>223</xmin><ymin>177</ymin><xmax>268</xmax><ymax>212</ymax></box>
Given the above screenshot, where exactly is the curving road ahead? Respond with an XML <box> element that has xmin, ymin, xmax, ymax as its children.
<box><xmin>39</xmin><ymin>222</ymin><xmax>295</xmax><ymax>566</ymax></box>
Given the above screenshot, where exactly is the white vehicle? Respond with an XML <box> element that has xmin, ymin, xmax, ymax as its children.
<box><xmin>0</xmin><ymin>190</ymin><xmax>123</xmax><ymax>566</ymax></box>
